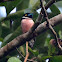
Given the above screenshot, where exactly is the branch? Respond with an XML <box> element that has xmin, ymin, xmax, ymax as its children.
<box><xmin>45</xmin><ymin>0</ymin><xmax>56</xmax><ymax>10</ymax></box>
<box><xmin>0</xmin><ymin>0</ymin><xmax>14</xmax><ymax>2</ymax></box>
<box><xmin>0</xmin><ymin>14</ymin><xmax>62</xmax><ymax>59</ymax></box>
<box><xmin>31</xmin><ymin>0</ymin><xmax>56</xmax><ymax>34</ymax></box>
<box><xmin>40</xmin><ymin>0</ymin><xmax>62</xmax><ymax>50</ymax></box>
<box><xmin>0</xmin><ymin>0</ymin><xmax>60</xmax><ymax>59</ymax></box>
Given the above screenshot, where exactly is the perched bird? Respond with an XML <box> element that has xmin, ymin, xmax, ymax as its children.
<box><xmin>21</xmin><ymin>13</ymin><xmax>35</xmax><ymax>48</ymax></box>
<box><xmin>21</xmin><ymin>13</ymin><xmax>35</xmax><ymax>62</ymax></box>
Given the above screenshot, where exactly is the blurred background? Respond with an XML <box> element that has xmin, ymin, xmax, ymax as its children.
<box><xmin>0</xmin><ymin>0</ymin><xmax>62</xmax><ymax>62</ymax></box>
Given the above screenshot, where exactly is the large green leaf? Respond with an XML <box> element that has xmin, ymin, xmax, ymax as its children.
<box><xmin>0</xmin><ymin>38</ymin><xmax>3</xmax><ymax>42</ymax></box>
<box><xmin>29</xmin><ymin>0</ymin><xmax>38</xmax><ymax>8</ymax></box>
<box><xmin>2</xmin><ymin>20</ymin><xmax>10</xmax><ymax>28</ymax></box>
<box><xmin>7</xmin><ymin>57</ymin><xmax>22</xmax><ymax>62</ymax></box>
<box><xmin>17</xmin><ymin>0</ymin><xmax>29</xmax><ymax>11</ymax></box>
<box><xmin>0</xmin><ymin>0</ymin><xmax>40</xmax><ymax>22</ymax></box>
<box><xmin>29</xmin><ymin>47</ymin><xmax>39</xmax><ymax>56</ymax></box>
<box><xmin>55</xmin><ymin>1</ymin><xmax>62</xmax><ymax>7</ymax></box>
<box><xmin>48</xmin><ymin>13</ymin><xmax>58</xmax><ymax>19</ymax></box>
<box><xmin>37</xmin><ymin>55</ymin><xmax>52</xmax><ymax>62</ymax></box>
<box><xmin>50</xmin><ymin>4</ymin><xmax>60</xmax><ymax>15</ymax></box>
<box><xmin>12</xmin><ymin>19</ymin><xmax>21</xmax><ymax>31</ymax></box>
<box><xmin>19</xmin><ymin>46</ymin><xmax>25</xmax><ymax>56</ymax></box>
<box><xmin>1</xmin><ymin>10</ymin><xmax>24</xmax><ymax>21</ymax></box>
<box><xmin>2</xmin><ymin>33</ymin><xmax>13</xmax><ymax>47</ymax></box>
<box><xmin>29</xmin><ymin>0</ymin><xmax>40</xmax><ymax>11</ymax></box>
<box><xmin>2</xmin><ymin>26</ymin><xmax>22</xmax><ymax>47</ymax></box>
<box><xmin>50</xmin><ymin>55</ymin><xmax>62</xmax><ymax>62</ymax></box>
<box><xmin>0</xmin><ymin>0</ymin><xmax>22</xmax><ymax>14</ymax></box>
<box><xmin>38</xmin><ymin>55</ymin><xmax>62</xmax><ymax>62</ymax></box>
<box><xmin>59</xmin><ymin>30</ymin><xmax>62</xmax><ymax>39</ymax></box>
<box><xmin>29</xmin><ymin>0</ymin><xmax>40</xmax><ymax>12</ymax></box>
<box><xmin>1</xmin><ymin>26</ymin><xmax>12</xmax><ymax>38</ymax></box>
<box><xmin>34</xmin><ymin>32</ymin><xmax>47</xmax><ymax>48</ymax></box>
<box><xmin>17</xmin><ymin>0</ymin><xmax>40</xmax><ymax>12</ymax></box>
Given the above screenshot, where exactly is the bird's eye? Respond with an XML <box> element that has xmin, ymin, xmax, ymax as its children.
<box><xmin>25</xmin><ymin>14</ymin><xmax>27</xmax><ymax>16</ymax></box>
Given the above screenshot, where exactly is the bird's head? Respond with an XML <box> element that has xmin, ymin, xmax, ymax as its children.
<box><xmin>21</xmin><ymin>13</ymin><xmax>33</xmax><ymax>20</ymax></box>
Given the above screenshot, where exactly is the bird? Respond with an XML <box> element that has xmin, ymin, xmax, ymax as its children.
<box><xmin>21</xmin><ymin>13</ymin><xmax>35</xmax><ymax>62</ymax></box>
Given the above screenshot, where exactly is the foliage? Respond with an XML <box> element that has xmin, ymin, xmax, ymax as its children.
<box><xmin>0</xmin><ymin>0</ymin><xmax>62</xmax><ymax>62</ymax></box>
<box><xmin>7</xmin><ymin>57</ymin><xmax>22</xmax><ymax>62</ymax></box>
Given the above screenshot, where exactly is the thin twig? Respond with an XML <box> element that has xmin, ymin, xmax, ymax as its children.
<box><xmin>16</xmin><ymin>47</ymin><xmax>36</xmax><ymax>62</ymax></box>
<box><xmin>16</xmin><ymin>47</ymin><xmax>25</xmax><ymax>58</ymax></box>
<box><xmin>45</xmin><ymin>0</ymin><xmax>56</xmax><ymax>10</ymax></box>
<box><xmin>40</xmin><ymin>0</ymin><xmax>62</xmax><ymax>50</ymax></box>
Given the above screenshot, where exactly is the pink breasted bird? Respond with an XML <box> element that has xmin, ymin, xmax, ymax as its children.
<box><xmin>21</xmin><ymin>13</ymin><xmax>35</xmax><ymax>62</ymax></box>
<box><xmin>21</xmin><ymin>13</ymin><xmax>35</xmax><ymax>48</ymax></box>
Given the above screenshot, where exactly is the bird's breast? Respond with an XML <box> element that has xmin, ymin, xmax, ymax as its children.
<box><xmin>21</xmin><ymin>18</ymin><xmax>34</xmax><ymax>33</ymax></box>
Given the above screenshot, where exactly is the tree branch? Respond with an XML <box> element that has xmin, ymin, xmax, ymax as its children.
<box><xmin>0</xmin><ymin>14</ymin><xmax>62</xmax><ymax>59</ymax></box>
<box><xmin>45</xmin><ymin>0</ymin><xmax>56</xmax><ymax>10</ymax></box>
<box><xmin>0</xmin><ymin>0</ymin><xmax>60</xmax><ymax>59</ymax></box>
<box><xmin>0</xmin><ymin>0</ymin><xmax>14</xmax><ymax>2</ymax></box>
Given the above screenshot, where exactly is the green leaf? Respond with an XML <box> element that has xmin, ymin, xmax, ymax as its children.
<box><xmin>30</xmin><ymin>0</ymin><xmax>40</xmax><ymax>12</ymax></box>
<box><xmin>55</xmin><ymin>1</ymin><xmax>62</xmax><ymax>7</ymax></box>
<box><xmin>0</xmin><ymin>0</ymin><xmax>23</xmax><ymax>14</ymax></box>
<box><xmin>50</xmin><ymin>4</ymin><xmax>60</xmax><ymax>15</ymax></box>
<box><xmin>7</xmin><ymin>57</ymin><xmax>22</xmax><ymax>62</ymax></box>
<box><xmin>2</xmin><ymin>33</ymin><xmax>12</xmax><ymax>47</ymax></box>
<box><xmin>59</xmin><ymin>30</ymin><xmax>62</xmax><ymax>39</ymax></box>
<box><xmin>17</xmin><ymin>0</ymin><xmax>29</xmax><ymax>11</ymax></box>
<box><xmin>29</xmin><ymin>47</ymin><xmax>39</xmax><ymax>56</ymax></box>
<box><xmin>17</xmin><ymin>0</ymin><xmax>40</xmax><ymax>12</ymax></box>
<box><xmin>0</xmin><ymin>38</ymin><xmax>3</xmax><ymax>42</ymax></box>
<box><xmin>8</xmin><ymin>26</ymin><xmax>22</xmax><ymax>41</ymax></box>
<box><xmin>38</xmin><ymin>56</ymin><xmax>52</xmax><ymax>62</ymax></box>
<box><xmin>3</xmin><ymin>20</ymin><xmax>10</xmax><ymax>28</ymax></box>
<box><xmin>12</xmin><ymin>19</ymin><xmax>21</xmax><ymax>31</ymax></box>
<box><xmin>41</xmin><ymin>56</ymin><xmax>52</xmax><ymax>60</ymax></box>
<box><xmin>48</xmin><ymin>13</ymin><xmax>57</xmax><ymax>19</ymax></box>
<box><xmin>19</xmin><ymin>46</ymin><xmax>25</xmax><ymax>56</ymax></box>
<box><xmin>50</xmin><ymin>55</ymin><xmax>62</xmax><ymax>62</ymax></box>
<box><xmin>1</xmin><ymin>26</ymin><xmax>12</xmax><ymax>38</ymax></box>
<box><xmin>1</xmin><ymin>10</ymin><xmax>24</xmax><ymax>21</ymax></box>
<box><xmin>33</xmin><ymin>50</ymin><xmax>39</xmax><ymax>56</ymax></box>
<box><xmin>1</xmin><ymin>26</ymin><xmax>22</xmax><ymax>46</ymax></box>
<box><xmin>0</xmin><ymin>1</ymin><xmax>40</xmax><ymax>22</ymax></box>
<box><xmin>48</xmin><ymin>44</ymin><xmax>56</xmax><ymax>56</ymax></box>
<box><xmin>29</xmin><ymin>0</ymin><xmax>38</xmax><ymax>8</ymax></box>
<box><xmin>34</xmin><ymin>32</ymin><xmax>47</xmax><ymax>48</ymax></box>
